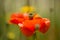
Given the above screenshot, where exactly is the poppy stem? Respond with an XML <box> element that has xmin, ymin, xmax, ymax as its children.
<box><xmin>33</xmin><ymin>30</ymin><xmax>38</xmax><ymax>40</ymax></box>
<box><xmin>35</xmin><ymin>30</ymin><xmax>39</xmax><ymax>40</ymax></box>
<box><xmin>33</xmin><ymin>24</ymin><xmax>40</xmax><ymax>40</ymax></box>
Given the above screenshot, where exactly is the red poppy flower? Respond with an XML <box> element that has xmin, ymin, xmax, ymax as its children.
<box><xmin>39</xmin><ymin>18</ymin><xmax>50</xmax><ymax>33</ymax></box>
<box><xmin>33</xmin><ymin>17</ymin><xmax>50</xmax><ymax>33</ymax></box>
<box><xmin>19</xmin><ymin>20</ymin><xmax>35</xmax><ymax>37</ymax></box>
<box><xmin>9</xmin><ymin>13</ymin><xmax>24</xmax><ymax>24</ymax></box>
<box><xmin>9</xmin><ymin>13</ymin><xmax>50</xmax><ymax>37</ymax></box>
<box><xmin>19</xmin><ymin>19</ymin><xmax>41</xmax><ymax>37</ymax></box>
<box><xmin>10</xmin><ymin>18</ymin><xmax>24</xmax><ymax>24</ymax></box>
<box><xmin>9</xmin><ymin>13</ymin><xmax>29</xmax><ymax>24</ymax></box>
<box><xmin>18</xmin><ymin>17</ymin><xmax>50</xmax><ymax>37</ymax></box>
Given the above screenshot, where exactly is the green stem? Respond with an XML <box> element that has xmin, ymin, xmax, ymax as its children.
<box><xmin>33</xmin><ymin>24</ymin><xmax>40</xmax><ymax>40</ymax></box>
<box><xmin>35</xmin><ymin>30</ymin><xmax>39</xmax><ymax>40</ymax></box>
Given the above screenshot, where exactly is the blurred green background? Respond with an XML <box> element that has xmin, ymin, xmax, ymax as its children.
<box><xmin>0</xmin><ymin>0</ymin><xmax>60</xmax><ymax>40</ymax></box>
